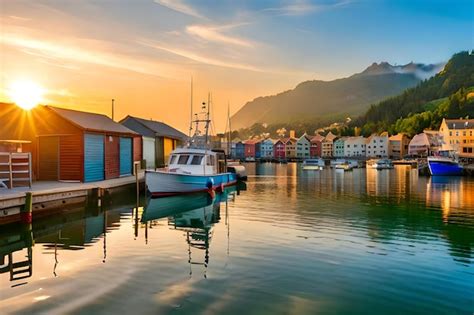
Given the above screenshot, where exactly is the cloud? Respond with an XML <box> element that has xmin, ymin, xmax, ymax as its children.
<box><xmin>138</xmin><ymin>39</ymin><xmax>263</xmax><ymax>72</ymax></box>
<box><xmin>186</xmin><ymin>24</ymin><xmax>253</xmax><ymax>47</ymax></box>
<box><xmin>2</xmin><ymin>33</ymin><xmax>180</xmax><ymax>79</ymax></box>
<box><xmin>154</xmin><ymin>0</ymin><xmax>205</xmax><ymax>19</ymax></box>
<box><xmin>263</xmin><ymin>0</ymin><xmax>352</xmax><ymax>16</ymax></box>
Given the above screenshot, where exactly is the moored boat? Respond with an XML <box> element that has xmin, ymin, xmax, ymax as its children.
<box><xmin>427</xmin><ymin>155</ymin><xmax>463</xmax><ymax>176</ymax></box>
<box><xmin>146</xmin><ymin>95</ymin><xmax>237</xmax><ymax>197</ymax></box>
<box><xmin>335</xmin><ymin>163</ymin><xmax>353</xmax><ymax>171</ymax></box>
<box><xmin>367</xmin><ymin>159</ymin><xmax>394</xmax><ymax>170</ymax></box>
<box><xmin>302</xmin><ymin>158</ymin><xmax>325</xmax><ymax>170</ymax></box>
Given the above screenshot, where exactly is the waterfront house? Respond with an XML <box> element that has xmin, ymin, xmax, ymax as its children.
<box><xmin>408</xmin><ymin>132</ymin><xmax>441</xmax><ymax>156</ymax></box>
<box><xmin>366</xmin><ymin>133</ymin><xmax>389</xmax><ymax>158</ymax></box>
<box><xmin>259</xmin><ymin>139</ymin><xmax>275</xmax><ymax>159</ymax></box>
<box><xmin>333</xmin><ymin>137</ymin><xmax>346</xmax><ymax>157</ymax></box>
<box><xmin>274</xmin><ymin>138</ymin><xmax>287</xmax><ymax>160</ymax></box>
<box><xmin>285</xmin><ymin>137</ymin><xmax>298</xmax><ymax>159</ymax></box>
<box><xmin>439</xmin><ymin>118</ymin><xmax>474</xmax><ymax>159</ymax></box>
<box><xmin>344</xmin><ymin>136</ymin><xmax>367</xmax><ymax>157</ymax></box>
<box><xmin>120</xmin><ymin>116</ymin><xmax>187</xmax><ymax>169</ymax></box>
<box><xmin>244</xmin><ymin>139</ymin><xmax>259</xmax><ymax>158</ymax></box>
<box><xmin>0</xmin><ymin>104</ymin><xmax>140</xmax><ymax>182</ymax></box>
<box><xmin>254</xmin><ymin>140</ymin><xmax>263</xmax><ymax>159</ymax></box>
<box><xmin>234</xmin><ymin>140</ymin><xmax>245</xmax><ymax>160</ymax></box>
<box><xmin>296</xmin><ymin>134</ymin><xmax>311</xmax><ymax>159</ymax></box>
<box><xmin>322</xmin><ymin>132</ymin><xmax>337</xmax><ymax>157</ymax></box>
<box><xmin>389</xmin><ymin>133</ymin><xmax>410</xmax><ymax>159</ymax></box>
<box><xmin>310</xmin><ymin>134</ymin><xmax>324</xmax><ymax>157</ymax></box>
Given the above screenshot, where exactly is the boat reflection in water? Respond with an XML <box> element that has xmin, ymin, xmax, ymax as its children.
<box><xmin>141</xmin><ymin>186</ymin><xmax>238</xmax><ymax>277</ymax></box>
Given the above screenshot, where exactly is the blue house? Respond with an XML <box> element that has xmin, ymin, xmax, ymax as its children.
<box><xmin>234</xmin><ymin>141</ymin><xmax>245</xmax><ymax>160</ymax></box>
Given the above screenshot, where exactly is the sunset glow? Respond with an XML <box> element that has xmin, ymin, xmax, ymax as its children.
<box><xmin>7</xmin><ymin>80</ymin><xmax>45</xmax><ymax>110</ymax></box>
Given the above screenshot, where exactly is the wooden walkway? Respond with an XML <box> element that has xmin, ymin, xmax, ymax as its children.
<box><xmin>0</xmin><ymin>172</ymin><xmax>145</xmax><ymax>224</ymax></box>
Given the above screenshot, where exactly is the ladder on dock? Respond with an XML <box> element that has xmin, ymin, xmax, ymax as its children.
<box><xmin>0</xmin><ymin>152</ymin><xmax>32</xmax><ymax>189</ymax></box>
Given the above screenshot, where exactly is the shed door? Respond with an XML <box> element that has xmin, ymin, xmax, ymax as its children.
<box><xmin>120</xmin><ymin>137</ymin><xmax>132</xmax><ymax>176</ymax></box>
<box><xmin>38</xmin><ymin>136</ymin><xmax>59</xmax><ymax>180</ymax></box>
<box><xmin>143</xmin><ymin>137</ymin><xmax>155</xmax><ymax>169</ymax></box>
<box><xmin>84</xmin><ymin>134</ymin><xmax>104</xmax><ymax>182</ymax></box>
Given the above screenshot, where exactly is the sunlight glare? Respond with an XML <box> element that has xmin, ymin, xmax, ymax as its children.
<box><xmin>7</xmin><ymin>80</ymin><xmax>45</xmax><ymax>110</ymax></box>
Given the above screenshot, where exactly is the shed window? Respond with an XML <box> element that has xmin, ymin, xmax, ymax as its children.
<box><xmin>190</xmin><ymin>155</ymin><xmax>204</xmax><ymax>165</ymax></box>
<box><xmin>178</xmin><ymin>155</ymin><xmax>190</xmax><ymax>165</ymax></box>
<box><xmin>169</xmin><ymin>155</ymin><xmax>177</xmax><ymax>164</ymax></box>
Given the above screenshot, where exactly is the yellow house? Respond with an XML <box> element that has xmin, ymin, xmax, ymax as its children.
<box><xmin>439</xmin><ymin>118</ymin><xmax>474</xmax><ymax>158</ymax></box>
<box><xmin>388</xmin><ymin>133</ymin><xmax>411</xmax><ymax>159</ymax></box>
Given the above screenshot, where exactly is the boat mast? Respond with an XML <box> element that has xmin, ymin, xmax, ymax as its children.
<box><xmin>227</xmin><ymin>102</ymin><xmax>231</xmax><ymax>156</ymax></box>
<box><xmin>205</xmin><ymin>92</ymin><xmax>211</xmax><ymax>148</ymax></box>
<box><xmin>188</xmin><ymin>76</ymin><xmax>193</xmax><ymax>139</ymax></box>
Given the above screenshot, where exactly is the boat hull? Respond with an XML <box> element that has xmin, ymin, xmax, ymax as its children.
<box><xmin>428</xmin><ymin>160</ymin><xmax>463</xmax><ymax>176</ymax></box>
<box><xmin>146</xmin><ymin>171</ymin><xmax>237</xmax><ymax>197</ymax></box>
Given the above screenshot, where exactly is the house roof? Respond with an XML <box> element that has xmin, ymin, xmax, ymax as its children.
<box><xmin>244</xmin><ymin>139</ymin><xmax>260</xmax><ymax>145</ymax></box>
<box><xmin>310</xmin><ymin>134</ymin><xmax>325</xmax><ymax>143</ymax></box>
<box><xmin>47</xmin><ymin>106</ymin><xmax>137</xmax><ymax>135</ymax></box>
<box><xmin>324</xmin><ymin>132</ymin><xmax>337</xmax><ymax>142</ymax></box>
<box><xmin>389</xmin><ymin>133</ymin><xmax>407</xmax><ymax>141</ymax></box>
<box><xmin>444</xmin><ymin>119</ymin><xmax>474</xmax><ymax>130</ymax></box>
<box><xmin>122</xmin><ymin>116</ymin><xmax>187</xmax><ymax>140</ymax></box>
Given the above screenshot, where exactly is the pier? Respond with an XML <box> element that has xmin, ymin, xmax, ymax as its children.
<box><xmin>0</xmin><ymin>172</ymin><xmax>145</xmax><ymax>225</ymax></box>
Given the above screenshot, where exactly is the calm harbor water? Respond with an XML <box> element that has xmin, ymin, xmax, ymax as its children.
<box><xmin>1</xmin><ymin>163</ymin><xmax>473</xmax><ymax>315</ymax></box>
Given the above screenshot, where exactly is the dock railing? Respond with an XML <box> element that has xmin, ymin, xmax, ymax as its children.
<box><xmin>0</xmin><ymin>152</ymin><xmax>32</xmax><ymax>189</ymax></box>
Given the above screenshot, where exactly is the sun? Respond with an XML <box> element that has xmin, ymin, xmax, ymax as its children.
<box><xmin>7</xmin><ymin>80</ymin><xmax>45</xmax><ymax>110</ymax></box>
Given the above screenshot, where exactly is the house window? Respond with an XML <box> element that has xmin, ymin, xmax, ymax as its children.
<box><xmin>450</xmin><ymin>131</ymin><xmax>452</xmax><ymax>136</ymax></box>
<box><xmin>463</xmin><ymin>131</ymin><xmax>466</xmax><ymax>136</ymax></box>
<box><xmin>456</xmin><ymin>131</ymin><xmax>459</xmax><ymax>136</ymax></box>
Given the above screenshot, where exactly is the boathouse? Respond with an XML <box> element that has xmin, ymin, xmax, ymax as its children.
<box><xmin>120</xmin><ymin>116</ymin><xmax>187</xmax><ymax>169</ymax></box>
<box><xmin>33</xmin><ymin>106</ymin><xmax>140</xmax><ymax>182</ymax></box>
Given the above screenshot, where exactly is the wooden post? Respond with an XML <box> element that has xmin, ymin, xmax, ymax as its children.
<box><xmin>21</xmin><ymin>192</ymin><xmax>33</xmax><ymax>224</ymax></box>
<box><xmin>8</xmin><ymin>153</ymin><xmax>12</xmax><ymax>189</ymax></box>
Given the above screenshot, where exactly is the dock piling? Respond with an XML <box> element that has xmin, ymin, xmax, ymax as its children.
<box><xmin>21</xmin><ymin>192</ymin><xmax>33</xmax><ymax>224</ymax></box>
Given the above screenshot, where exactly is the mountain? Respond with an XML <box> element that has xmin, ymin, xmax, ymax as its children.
<box><xmin>231</xmin><ymin>61</ymin><xmax>444</xmax><ymax>130</ymax></box>
<box><xmin>354</xmin><ymin>51</ymin><xmax>474</xmax><ymax>135</ymax></box>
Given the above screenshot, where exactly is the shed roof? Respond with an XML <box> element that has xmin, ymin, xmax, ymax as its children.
<box><xmin>444</xmin><ymin>119</ymin><xmax>474</xmax><ymax>130</ymax></box>
<box><xmin>122</xmin><ymin>116</ymin><xmax>187</xmax><ymax>140</ymax></box>
<box><xmin>47</xmin><ymin>106</ymin><xmax>137</xmax><ymax>135</ymax></box>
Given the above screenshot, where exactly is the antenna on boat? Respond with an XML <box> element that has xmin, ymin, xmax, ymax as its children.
<box><xmin>188</xmin><ymin>77</ymin><xmax>194</xmax><ymax>140</ymax></box>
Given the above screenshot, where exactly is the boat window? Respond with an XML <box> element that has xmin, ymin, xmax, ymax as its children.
<box><xmin>190</xmin><ymin>155</ymin><xmax>204</xmax><ymax>165</ymax></box>
<box><xmin>178</xmin><ymin>155</ymin><xmax>190</xmax><ymax>165</ymax></box>
<box><xmin>207</xmin><ymin>155</ymin><xmax>215</xmax><ymax>166</ymax></box>
<box><xmin>169</xmin><ymin>155</ymin><xmax>177</xmax><ymax>164</ymax></box>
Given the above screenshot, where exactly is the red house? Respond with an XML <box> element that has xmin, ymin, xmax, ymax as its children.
<box><xmin>310</xmin><ymin>134</ymin><xmax>324</xmax><ymax>158</ymax></box>
<box><xmin>274</xmin><ymin>138</ymin><xmax>288</xmax><ymax>159</ymax></box>
<box><xmin>244</xmin><ymin>139</ymin><xmax>258</xmax><ymax>158</ymax></box>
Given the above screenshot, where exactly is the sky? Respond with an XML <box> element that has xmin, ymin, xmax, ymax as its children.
<box><xmin>0</xmin><ymin>0</ymin><xmax>472</xmax><ymax>132</ymax></box>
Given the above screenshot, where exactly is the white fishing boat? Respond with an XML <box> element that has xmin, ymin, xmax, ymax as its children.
<box><xmin>302</xmin><ymin>158</ymin><xmax>325</xmax><ymax>170</ymax></box>
<box><xmin>146</xmin><ymin>93</ymin><xmax>237</xmax><ymax>197</ymax></box>
<box><xmin>367</xmin><ymin>159</ymin><xmax>394</xmax><ymax>169</ymax></box>
<box><xmin>335</xmin><ymin>163</ymin><xmax>353</xmax><ymax>171</ymax></box>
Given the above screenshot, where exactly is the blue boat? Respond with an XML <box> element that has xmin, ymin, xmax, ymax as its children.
<box><xmin>427</xmin><ymin>156</ymin><xmax>463</xmax><ymax>176</ymax></box>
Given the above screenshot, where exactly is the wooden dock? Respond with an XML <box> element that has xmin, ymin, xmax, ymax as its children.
<box><xmin>0</xmin><ymin>172</ymin><xmax>145</xmax><ymax>225</ymax></box>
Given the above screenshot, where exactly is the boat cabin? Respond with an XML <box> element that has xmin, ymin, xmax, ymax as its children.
<box><xmin>167</xmin><ymin>148</ymin><xmax>227</xmax><ymax>175</ymax></box>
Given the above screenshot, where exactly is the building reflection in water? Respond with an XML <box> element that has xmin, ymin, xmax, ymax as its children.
<box><xmin>0</xmin><ymin>192</ymin><xmax>129</xmax><ymax>287</ymax></box>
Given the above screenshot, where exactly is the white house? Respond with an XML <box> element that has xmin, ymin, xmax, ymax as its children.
<box><xmin>296</xmin><ymin>133</ymin><xmax>311</xmax><ymax>159</ymax></box>
<box><xmin>366</xmin><ymin>134</ymin><xmax>389</xmax><ymax>158</ymax></box>
<box><xmin>344</xmin><ymin>136</ymin><xmax>367</xmax><ymax>157</ymax></box>
<box><xmin>260</xmin><ymin>138</ymin><xmax>275</xmax><ymax>158</ymax></box>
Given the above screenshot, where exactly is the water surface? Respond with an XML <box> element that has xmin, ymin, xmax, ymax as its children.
<box><xmin>1</xmin><ymin>164</ymin><xmax>473</xmax><ymax>314</ymax></box>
